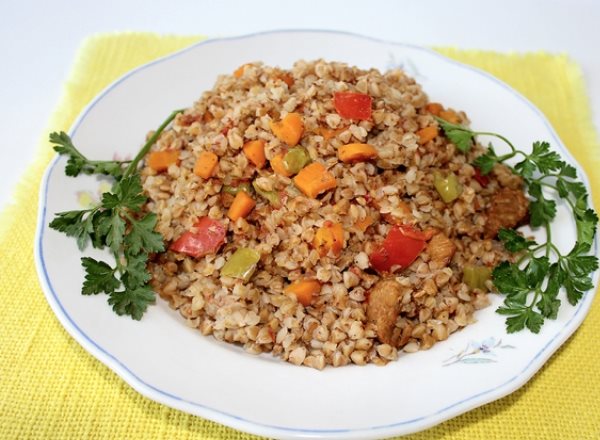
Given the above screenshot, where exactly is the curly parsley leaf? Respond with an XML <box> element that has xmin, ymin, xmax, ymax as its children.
<box><xmin>507</xmin><ymin>308</ymin><xmax>544</xmax><ymax>334</ymax></box>
<box><xmin>442</xmin><ymin>124</ymin><xmax>599</xmax><ymax>334</ymax></box>
<box><xmin>563</xmin><ymin>242</ymin><xmax>599</xmax><ymax>276</ymax></box>
<box><xmin>492</xmin><ymin>262</ymin><xmax>530</xmax><ymax>303</ymax></box>
<box><xmin>81</xmin><ymin>257</ymin><xmax>120</xmax><ymax>295</ymax></box>
<box><xmin>559</xmin><ymin>162</ymin><xmax>577</xmax><ymax>178</ymax></box>
<box><xmin>125</xmin><ymin>213</ymin><xmax>164</xmax><ymax>255</ymax></box>
<box><xmin>543</xmin><ymin>263</ymin><xmax>565</xmax><ymax>299</ymax></box>
<box><xmin>556</xmin><ymin>179</ymin><xmax>587</xmax><ymax>199</ymax></box>
<box><xmin>434</xmin><ymin>117</ymin><xmax>475</xmax><ymax>152</ymax></box>
<box><xmin>529</xmin><ymin>196</ymin><xmax>557</xmax><ymax>227</ymax></box>
<box><xmin>106</xmin><ymin>213</ymin><xmax>126</xmax><ymax>253</ymax></box>
<box><xmin>49</xmin><ymin>110</ymin><xmax>182</xmax><ymax>319</ymax></box>
<box><xmin>514</xmin><ymin>158</ymin><xmax>536</xmax><ymax>179</ymax></box>
<box><xmin>121</xmin><ymin>252</ymin><xmax>152</xmax><ymax>289</ymax></box>
<box><xmin>574</xmin><ymin>199</ymin><xmax>598</xmax><ymax>245</ymax></box>
<box><xmin>537</xmin><ymin>295</ymin><xmax>561</xmax><ymax>320</ymax></box>
<box><xmin>498</xmin><ymin>228</ymin><xmax>537</xmax><ymax>252</ymax></box>
<box><xmin>473</xmin><ymin>144</ymin><xmax>499</xmax><ymax>175</ymax></box>
<box><xmin>114</xmin><ymin>175</ymin><xmax>147</xmax><ymax>212</ymax></box>
<box><xmin>50</xmin><ymin>131</ymin><xmax>127</xmax><ymax>179</ymax></box>
<box><xmin>49</xmin><ymin>209</ymin><xmax>96</xmax><ymax>250</ymax></box>
<box><xmin>528</xmin><ymin>141</ymin><xmax>563</xmax><ymax>174</ymax></box>
<box><xmin>525</xmin><ymin>257</ymin><xmax>550</xmax><ymax>289</ymax></box>
<box><xmin>512</xmin><ymin>142</ymin><xmax>562</xmax><ymax>179</ymax></box>
<box><xmin>562</xmin><ymin>280</ymin><xmax>582</xmax><ymax>305</ymax></box>
<box><xmin>108</xmin><ymin>285</ymin><xmax>155</xmax><ymax>321</ymax></box>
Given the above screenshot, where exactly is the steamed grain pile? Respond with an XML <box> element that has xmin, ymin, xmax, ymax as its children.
<box><xmin>141</xmin><ymin>60</ymin><xmax>528</xmax><ymax>368</ymax></box>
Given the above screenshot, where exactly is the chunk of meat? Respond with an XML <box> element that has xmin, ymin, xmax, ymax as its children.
<box><xmin>367</xmin><ymin>279</ymin><xmax>403</xmax><ymax>345</ymax></box>
<box><xmin>484</xmin><ymin>188</ymin><xmax>529</xmax><ymax>238</ymax></box>
<box><xmin>427</xmin><ymin>233</ymin><xmax>456</xmax><ymax>266</ymax></box>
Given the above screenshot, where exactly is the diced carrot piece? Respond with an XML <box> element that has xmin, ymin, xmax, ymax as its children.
<box><xmin>338</xmin><ymin>143</ymin><xmax>378</xmax><ymax>163</ymax></box>
<box><xmin>313</xmin><ymin>222</ymin><xmax>344</xmax><ymax>256</ymax></box>
<box><xmin>203</xmin><ymin>111</ymin><xmax>214</xmax><ymax>123</ymax></box>
<box><xmin>147</xmin><ymin>150</ymin><xmax>179</xmax><ymax>172</ymax></box>
<box><xmin>425</xmin><ymin>102</ymin><xmax>444</xmax><ymax>116</ymax></box>
<box><xmin>354</xmin><ymin>215</ymin><xmax>374</xmax><ymax>232</ymax></box>
<box><xmin>284</xmin><ymin>280</ymin><xmax>321</xmax><ymax>306</ymax></box>
<box><xmin>293</xmin><ymin>162</ymin><xmax>337</xmax><ymax>198</ymax></box>
<box><xmin>416</xmin><ymin>126</ymin><xmax>439</xmax><ymax>144</ymax></box>
<box><xmin>439</xmin><ymin>110</ymin><xmax>460</xmax><ymax>124</ymax></box>
<box><xmin>270</xmin><ymin>153</ymin><xmax>292</xmax><ymax>177</ymax></box>
<box><xmin>398</xmin><ymin>200</ymin><xmax>413</xmax><ymax>216</ymax></box>
<box><xmin>276</xmin><ymin>73</ymin><xmax>294</xmax><ymax>87</ymax></box>
<box><xmin>233</xmin><ymin>63</ymin><xmax>251</xmax><ymax>78</ymax></box>
<box><xmin>319</xmin><ymin>127</ymin><xmax>334</xmax><ymax>141</ymax></box>
<box><xmin>269</xmin><ymin>112</ymin><xmax>304</xmax><ymax>146</ymax></box>
<box><xmin>227</xmin><ymin>190</ymin><xmax>256</xmax><ymax>222</ymax></box>
<box><xmin>317</xmin><ymin>126</ymin><xmax>346</xmax><ymax>142</ymax></box>
<box><xmin>243</xmin><ymin>139</ymin><xmax>266</xmax><ymax>169</ymax></box>
<box><xmin>194</xmin><ymin>151</ymin><xmax>219</xmax><ymax>179</ymax></box>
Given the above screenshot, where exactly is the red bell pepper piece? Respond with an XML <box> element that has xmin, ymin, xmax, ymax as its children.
<box><xmin>333</xmin><ymin>92</ymin><xmax>372</xmax><ymax>120</ymax></box>
<box><xmin>473</xmin><ymin>168</ymin><xmax>490</xmax><ymax>187</ymax></box>
<box><xmin>170</xmin><ymin>217</ymin><xmax>226</xmax><ymax>258</ymax></box>
<box><xmin>369</xmin><ymin>225</ymin><xmax>427</xmax><ymax>273</ymax></box>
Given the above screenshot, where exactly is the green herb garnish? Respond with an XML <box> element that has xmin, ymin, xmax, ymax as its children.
<box><xmin>437</xmin><ymin>117</ymin><xmax>599</xmax><ymax>334</ymax></box>
<box><xmin>49</xmin><ymin>109</ymin><xmax>183</xmax><ymax>319</ymax></box>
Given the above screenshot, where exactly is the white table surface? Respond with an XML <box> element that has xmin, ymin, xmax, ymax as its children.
<box><xmin>2</xmin><ymin>0</ymin><xmax>599</xmax><ymax>212</ymax></box>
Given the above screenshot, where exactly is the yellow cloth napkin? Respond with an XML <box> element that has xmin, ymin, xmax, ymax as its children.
<box><xmin>1</xmin><ymin>33</ymin><xmax>599</xmax><ymax>439</ymax></box>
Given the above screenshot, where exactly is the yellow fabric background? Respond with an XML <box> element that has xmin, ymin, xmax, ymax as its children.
<box><xmin>1</xmin><ymin>33</ymin><xmax>599</xmax><ymax>439</ymax></box>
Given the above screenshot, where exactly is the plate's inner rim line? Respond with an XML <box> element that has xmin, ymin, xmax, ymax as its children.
<box><xmin>35</xmin><ymin>29</ymin><xmax>600</xmax><ymax>435</ymax></box>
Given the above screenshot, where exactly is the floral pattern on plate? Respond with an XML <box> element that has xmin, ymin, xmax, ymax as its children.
<box><xmin>443</xmin><ymin>337</ymin><xmax>516</xmax><ymax>366</ymax></box>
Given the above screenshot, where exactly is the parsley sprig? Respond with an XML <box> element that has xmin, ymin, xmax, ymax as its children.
<box><xmin>49</xmin><ymin>109</ymin><xmax>183</xmax><ymax>319</ymax></box>
<box><xmin>50</xmin><ymin>131</ymin><xmax>130</xmax><ymax>179</ymax></box>
<box><xmin>437</xmin><ymin>117</ymin><xmax>599</xmax><ymax>333</ymax></box>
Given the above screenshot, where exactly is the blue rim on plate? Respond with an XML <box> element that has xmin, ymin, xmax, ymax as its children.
<box><xmin>34</xmin><ymin>29</ymin><xmax>598</xmax><ymax>439</ymax></box>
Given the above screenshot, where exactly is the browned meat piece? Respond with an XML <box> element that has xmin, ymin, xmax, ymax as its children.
<box><xmin>367</xmin><ymin>278</ymin><xmax>403</xmax><ymax>345</ymax></box>
<box><xmin>484</xmin><ymin>188</ymin><xmax>529</xmax><ymax>238</ymax></box>
<box><xmin>427</xmin><ymin>233</ymin><xmax>456</xmax><ymax>266</ymax></box>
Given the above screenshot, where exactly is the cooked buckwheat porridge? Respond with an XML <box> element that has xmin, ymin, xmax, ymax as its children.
<box><xmin>141</xmin><ymin>60</ymin><xmax>528</xmax><ymax>369</ymax></box>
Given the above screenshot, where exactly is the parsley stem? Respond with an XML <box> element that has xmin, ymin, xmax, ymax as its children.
<box><xmin>122</xmin><ymin>211</ymin><xmax>136</xmax><ymax>224</ymax></box>
<box><xmin>69</xmin><ymin>146</ymin><xmax>89</xmax><ymax>162</ymax></box>
<box><xmin>114</xmin><ymin>251</ymin><xmax>125</xmax><ymax>273</ymax></box>
<box><xmin>474</xmin><ymin>132</ymin><xmax>518</xmax><ymax>154</ymax></box>
<box><xmin>544</xmin><ymin>223</ymin><xmax>552</xmax><ymax>257</ymax></box>
<box><xmin>537</xmin><ymin>182</ymin><xmax>558</xmax><ymax>190</ymax></box>
<box><xmin>528</xmin><ymin>288</ymin><xmax>542</xmax><ymax>312</ymax></box>
<box><xmin>534</xmin><ymin>173</ymin><xmax>563</xmax><ymax>181</ymax></box>
<box><xmin>549</xmin><ymin>242</ymin><xmax>562</xmax><ymax>256</ymax></box>
<box><xmin>122</xmin><ymin>109</ymin><xmax>185</xmax><ymax>179</ymax></box>
<box><xmin>536</xmin><ymin>182</ymin><xmax>577</xmax><ymax>211</ymax></box>
<box><xmin>496</xmin><ymin>152</ymin><xmax>518</xmax><ymax>162</ymax></box>
<box><xmin>516</xmin><ymin>252</ymin><xmax>530</xmax><ymax>265</ymax></box>
<box><xmin>516</xmin><ymin>236</ymin><xmax>561</xmax><ymax>266</ymax></box>
<box><xmin>89</xmin><ymin>159</ymin><xmax>132</xmax><ymax>166</ymax></box>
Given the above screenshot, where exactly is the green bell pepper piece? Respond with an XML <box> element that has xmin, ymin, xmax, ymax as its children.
<box><xmin>222</xmin><ymin>182</ymin><xmax>253</xmax><ymax>196</ymax></box>
<box><xmin>434</xmin><ymin>171</ymin><xmax>462</xmax><ymax>203</ymax></box>
<box><xmin>221</xmin><ymin>248</ymin><xmax>261</xmax><ymax>282</ymax></box>
<box><xmin>283</xmin><ymin>147</ymin><xmax>311</xmax><ymax>174</ymax></box>
<box><xmin>252</xmin><ymin>181</ymin><xmax>281</xmax><ymax>207</ymax></box>
<box><xmin>463</xmin><ymin>264</ymin><xmax>492</xmax><ymax>291</ymax></box>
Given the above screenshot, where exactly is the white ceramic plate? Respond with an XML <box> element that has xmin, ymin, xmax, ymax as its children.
<box><xmin>35</xmin><ymin>30</ymin><xmax>598</xmax><ymax>439</ymax></box>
